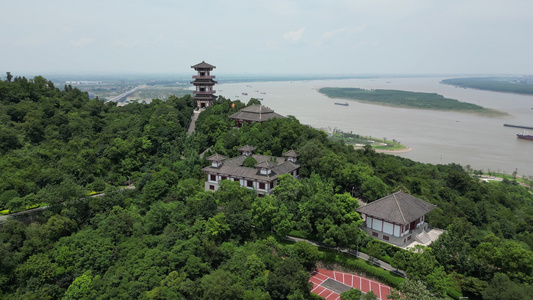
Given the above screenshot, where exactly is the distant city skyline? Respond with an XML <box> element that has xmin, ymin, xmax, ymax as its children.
<box><xmin>1</xmin><ymin>1</ymin><xmax>532</xmax><ymax>77</ymax></box>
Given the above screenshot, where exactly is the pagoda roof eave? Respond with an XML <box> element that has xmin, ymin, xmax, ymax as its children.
<box><xmin>191</xmin><ymin>61</ymin><xmax>216</xmax><ymax>69</ymax></box>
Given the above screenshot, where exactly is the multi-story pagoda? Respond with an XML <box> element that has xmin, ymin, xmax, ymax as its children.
<box><xmin>191</xmin><ymin>61</ymin><xmax>217</xmax><ymax>109</ymax></box>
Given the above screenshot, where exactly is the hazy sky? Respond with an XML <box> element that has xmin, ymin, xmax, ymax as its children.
<box><xmin>1</xmin><ymin>0</ymin><xmax>532</xmax><ymax>76</ymax></box>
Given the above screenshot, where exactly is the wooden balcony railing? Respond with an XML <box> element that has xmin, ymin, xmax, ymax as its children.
<box><xmin>193</xmin><ymin>90</ymin><xmax>216</xmax><ymax>95</ymax></box>
<box><xmin>192</xmin><ymin>75</ymin><xmax>216</xmax><ymax>79</ymax></box>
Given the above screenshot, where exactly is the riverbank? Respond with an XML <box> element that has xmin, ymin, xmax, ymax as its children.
<box><xmin>441</xmin><ymin>77</ymin><xmax>533</xmax><ymax>95</ymax></box>
<box><xmin>324</xmin><ymin>128</ymin><xmax>411</xmax><ymax>153</ymax></box>
<box><xmin>374</xmin><ymin>146</ymin><xmax>413</xmax><ymax>154</ymax></box>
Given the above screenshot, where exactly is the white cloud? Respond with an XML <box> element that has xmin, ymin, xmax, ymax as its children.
<box><xmin>283</xmin><ymin>27</ymin><xmax>305</xmax><ymax>42</ymax></box>
<box><xmin>69</xmin><ymin>38</ymin><xmax>95</xmax><ymax>47</ymax></box>
<box><xmin>109</xmin><ymin>39</ymin><xmax>147</xmax><ymax>49</ymax></box>
<box><xmin>350</xmin><ymin>40</ymin><xmax>379</xmax><ymax>50</ymax></box>
<box><xmin>323</xmin><ymin>25</ymin><xmax>366</xmax><ymax>39</ymax></box>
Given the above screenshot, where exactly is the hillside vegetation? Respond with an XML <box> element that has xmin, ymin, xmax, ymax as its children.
<box><xmin>319</xmin><ymin>87</ymin><xmax>504</xmax><ymax>115</ymax></box>
<box><xmin>0</xmin><ymin>76</ymin><xmax>532</xmax><ymax>299</ymax></box>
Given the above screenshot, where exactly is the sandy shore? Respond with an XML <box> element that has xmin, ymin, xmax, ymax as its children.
<box><xmin>375</xmin><ymin>147</ymin><xmax>413</xmax><ymax>154</ymax></box>
<box><xmin>353</xmin><ymin>146</ymin><xmax>413</xmax><ymax>154</ymax></box>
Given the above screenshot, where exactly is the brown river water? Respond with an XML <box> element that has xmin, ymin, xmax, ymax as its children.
<box><xmin>217</xmin><ymin>77</ymin><xmax>533</xmax><ymax>177</ymax></box>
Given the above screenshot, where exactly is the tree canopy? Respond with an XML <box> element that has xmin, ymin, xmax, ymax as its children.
<box><xmin>1</xmin><ymin>75</ymin><xmax>533</xmax><ymax>299</ymax></box>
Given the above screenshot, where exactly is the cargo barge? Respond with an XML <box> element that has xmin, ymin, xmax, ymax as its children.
<box><xmin>504</xmin><ymin>124</ymin><xmax>533</xmax><ymax>130</ymax></box>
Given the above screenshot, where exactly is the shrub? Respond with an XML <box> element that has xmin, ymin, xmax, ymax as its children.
<box><xmin>318</xmin><ymin>250</ymin><xmax>405</xmax><ymax>288</ymax></box>
<box><xmin>243</xmin><ymin>156</ymin><xmax>257</xmax><ymax>168</ymax></box>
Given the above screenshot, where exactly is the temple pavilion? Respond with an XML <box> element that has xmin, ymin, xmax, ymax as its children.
<box><xmin>356</xmin><ymin>191</ymin><xmax>438</xmax><ymax>247</ymax></box>
<box><xmin>191</xmin><ymin>61</ymin><xmax>217</xmax><ymax>109</ymax></box>
<box><xmin>202</xmin><ymin>145</ymin><xmax>300</xmax><ymax>196</ymax></box>
<box><xmin>229</xmin><ymin>104</ymin><xmax>285</xmax><ymax>127</ymax></box>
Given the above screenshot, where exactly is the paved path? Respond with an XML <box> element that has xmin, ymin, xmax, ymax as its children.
<box><xmin>187</xmin><ymin>110</ymin><xmax>201</xmax><ymax>134</ymax></box>
<box><xmin>0</xmin><ymin>185</ymin><xmax>136</xmax><ymax>225</ymax></box>
<box><xmin>0</xmin><ymin>206</ymin><xmax>48</xmax><ymax>224</ymax></box>
<box><xmin>310</xmin><ymin>269</ymin><xmax>392</xmax><ymax>300</ymax></box>
<box><xmin>285</xmin><ymin>236</ymin><xmax>406</xmax><ymax>278</ymax></box>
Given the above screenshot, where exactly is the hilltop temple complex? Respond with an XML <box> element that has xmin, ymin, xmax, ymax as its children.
<box><xmin>201</xmin><ymin>145</ymin><xmax>300</xmax><ymax>196</ymax></box>
<box><xmin>229</xmin><ymin>104</ymin><xmax>285</xmax><ymax>127</ymax></box>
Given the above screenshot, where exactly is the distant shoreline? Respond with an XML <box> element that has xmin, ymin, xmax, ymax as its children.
<box><xmin>441</xmin><ymin>77</ymin><xmax>533</xmax><ymax>96</ymax></box>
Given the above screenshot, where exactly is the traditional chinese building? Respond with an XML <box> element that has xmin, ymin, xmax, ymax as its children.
<box><xmin>191</xmin><ymin>61</ymin><xmax>217</xmax><ymax>109</ymax></box>
<box><xmin>229</xmin><ymin>104</ymin><xmax>285</xmax><ymax>127</ymax></box>
<box><xmin>202</xmin><ymin>145</ymin><xmax>300</xmax><ymax>196</ymax></box>
<box><xmin>356</xmin><ymin>191</ymin><xmax>437</xmax><ymax>247</ymax></box>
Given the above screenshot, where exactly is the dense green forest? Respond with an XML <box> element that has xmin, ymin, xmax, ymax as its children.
<box><xmin>441</xmin><ymin>77</ymin><xmax>533</xmax><ymax>95</ymax></box>
<box><xmin>1</xmin><ymin>76</ymin><xmax>533</xmax><ymax>299</ymax></box>
<box><xmin>319</xmin><ymin>87</ymin><xmax>503</xmax><ymax>115</ymax></box>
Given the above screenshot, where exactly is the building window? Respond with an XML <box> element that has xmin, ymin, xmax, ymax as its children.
<box><xmin>259</xmin><ymin>182</ymin><xmax>265</xmax><ymax>189</ymax></box>
<box><xmin>372</xmin><ymin>232</ymin><xmax>378</xmax><ymax>237</ymax></box>
<box><xmin>233</xmin><ymin>178</ymin><xmax>239</xmax><ymax>182</ymax></box>
<box><xmin>258</xmin><ymin>193</ymin><xmax>264</xmax><ymax>198</ymax></box>
<box><xmin>247</xmin><ymin>180</ymin><xmax>253</xmax><ymax>188</ymax></box>
<box><xmin>403</xmin><ymin>239</ymin><xmax>406</xmax><ymax>243</ymax></box>
<box><xmin>407</xmin><ymin>236</ymin><xmax>412</xmax><ymax>241</ymax></box>
<box><xmin>221</xmin><ymin>176</ymin><xmax>227</xmax><ymax>181</ymax></box>
<box><xmin>383</xmin><ymin>235</ymin><xmax>389</xmax><ymax>241</ymax></box>
<box><xmin>210</xmin><ymin>174</ymin><xmax>216</xmax><ymax>181</ymax></box>
<box><xmin>209</xmin><ymin>185</ymin><xmax>214</xmax><ymax>190</ymax></box>
<box><xmin>270</xmin><ymin>181</ymin><xmax>274</xmax><ymax>188</ymax></box>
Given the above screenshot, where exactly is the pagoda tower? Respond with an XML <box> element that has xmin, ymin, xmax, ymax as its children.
<box><xmin>191</xmin><ymin>61</ymin><xmax>217</xmax><ymax>109</ymax></box>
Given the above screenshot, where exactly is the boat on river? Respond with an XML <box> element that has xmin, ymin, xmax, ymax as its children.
<box><xmin>334</xmin><ymin>102</ymin><xmax>349</xmax><ymax>106</ymax></box>
<box><xmin>504</xmin><ymin>124</ymin><xmax>533</xmax><ymax>130</ymax></box>
<box><xmin>517</xmin><ymin>132</ymin><xmax>533</xmax><ymax>141</ymax></box>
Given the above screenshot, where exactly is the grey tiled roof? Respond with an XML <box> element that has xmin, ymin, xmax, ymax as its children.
<box><xmin>355</xmin><ymin>191</ymin><xmax>436</xmax><ymax>225</ymax></box>
<box><xmin>191</xmin><ymin>79</ymin><xmax>217</xmax><ymax>84</ymax></box>
<box><xmin>206</xmin><ymin>153</ymin><xmax>227</xmax><ymax>161</ymax></box>
<box><xmin>283</xmin><ymin>150</ymin><xmax>298</xmax><ymax>157</ymax></box>
<box><xmin>255</xmin><ymin>161</ymin><xmax>277</xmax><ymax>169</ymax></box>
<box><xmin>191</xmin><ymin>61</ymin><xmax>216</xmax><ymax>69</ymax></box>
<box><xmin>229</xmin><ymin>104</ymin><xmax>285</xmax><ymax>123</ymax></box>
<box><xmin>202</xmin><ymin>153</ymin><xmax>299</xmax><ymax>181</ymax></box>
<box><xmin>241</xmin><ymin>104</ymin><xmax>274</xmax><ymax>113</ymax></box>
<box><xmin>238</xmin><ymin>145</ymin><xmax>257</xmax><ymax>152</ymax></box>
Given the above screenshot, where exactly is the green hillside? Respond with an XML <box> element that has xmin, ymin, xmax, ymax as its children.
<box><xmin>0</xmin><ymin>76</ymin><xmax>532</xmax><ymax>299</ymax></box>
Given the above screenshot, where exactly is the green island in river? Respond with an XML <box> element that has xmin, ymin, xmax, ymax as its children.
<box><xmin>441</xmin><ymin>77</ymin><xmax>533</xmax><ymax>95</ymax></box>
<box><xmin>319</xmin><ymin>87</ymin><xmax>506</xmax><ymax>116</ymax></box>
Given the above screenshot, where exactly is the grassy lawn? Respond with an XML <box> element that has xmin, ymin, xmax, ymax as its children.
<box><xmin>327</xmin><ymin>129</ymin><xmax>408</xmax><ymax>151</ymax></box>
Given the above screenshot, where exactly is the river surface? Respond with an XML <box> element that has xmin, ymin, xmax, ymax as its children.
<box><xmin>217</xmin><ymin>77</ymin><xmax>533</xmax><ymax>177</ymax></box>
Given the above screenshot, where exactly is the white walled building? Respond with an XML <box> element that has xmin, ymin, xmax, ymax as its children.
<box><xmin>201</xmin><ymin>145</ymin><xmax>300</xmax><ymax>196</ymax></box>
<box><xmin>356</xmin><ymin>191</ymin><xmax>437</xmax><ymax>247</ymax></box>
